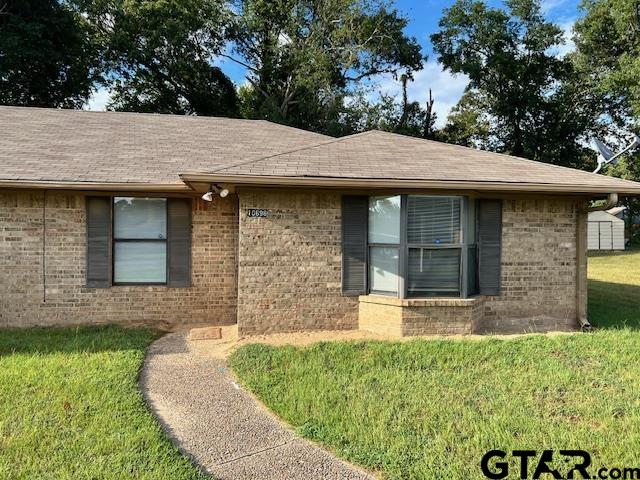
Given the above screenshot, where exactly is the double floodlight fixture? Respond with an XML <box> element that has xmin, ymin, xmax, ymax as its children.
<box><xmin>201</xmin><ymin>184</ymin><xmax>229</xmax><ymax>202</ymax></box>
<box><xmin>592</xmin><ymin>134</ymin><xmax>640</xmax><ymax>173</ymax></box>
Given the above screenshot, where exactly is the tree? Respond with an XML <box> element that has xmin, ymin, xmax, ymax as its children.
<box><xmin>334</xmin><ymin>75</ymin><xmax>441</xmax><ymax>139</ymax></box>
<box><xmin>440</xmin><ymin>89</ymin><xmax>491</xmax><ymax>148</ymax></box>
<box><xmin>422</xmin><ymin>88</ymin><xmax>437</xmax><ymax>139</ymax></box>
<box><xmin>82</xmin><ymin>0</ymin><xmax>239</xmax><ymax>116</ymax></box>
<box><xmin>574</xmin><ymin>0</ymin><xmax>640</xmax><ymax>231</ymax></box>
<box><xmin>392</xmin><ymin>75</ymin><xmax>440</xmax><ymax>138</ymax></box>
<box><xmin>226</xmin><ymin>0</ymin><xmax>424</xmax><ymax>133</ymax></box>
<box><xmin>431</xmin><ymin>0</ymin><xmax>599</xmax><ymax>166</ymax></box>
<box><xmin>0</xmin><ymin>0</ymin><xmax>100</xmax><ymax>108</ymax></box>
<box><xmin>574</xmin><ymin>0</ymin><xmax>640</xmax><ymax>129</ymax></box>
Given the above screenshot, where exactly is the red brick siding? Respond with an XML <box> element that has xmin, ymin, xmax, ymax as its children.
<box><xmin>0</xmin><ymin>190</ymin><xmax>237</xmax><ymax>328</ymax></box>
<box><xmin>237</xmin><ymin>189</ymin><xmax>358</xmax><ymax>335</ymax></box>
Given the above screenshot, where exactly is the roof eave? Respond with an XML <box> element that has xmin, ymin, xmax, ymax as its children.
<box><xmin>0</xmin><ymin>180</ymin><xmax>193</xmax><ymax>192</ymax></box>
<box><xmin>179</xmin><ymin>173</ymin><xmax>640</xmax><ymax>196</ymax></box>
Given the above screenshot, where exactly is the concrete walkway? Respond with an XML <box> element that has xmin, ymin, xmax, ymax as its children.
<box><xmin>140</xmin><ymin>333</ymin><xmax>374</xmax><ymax>480</ymax></box>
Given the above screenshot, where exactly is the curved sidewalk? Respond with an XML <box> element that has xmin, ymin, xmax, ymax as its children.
<box><xmin>140</xmin><ymin>332</ymin><xmax>374</xmax><ymax>480</ymax></box>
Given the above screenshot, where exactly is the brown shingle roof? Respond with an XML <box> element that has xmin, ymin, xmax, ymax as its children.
<box><xmin>2</xmin><ymin>107</ymin><xmax>640</xmax><ymax>195</ymax></box>
<box><xmin>0</xmin><ymin>106</ymin><xmax>329</xmax><ymax>186</ymax></box>
<box><xmin>186</xmin><ymin>130</ymin><xmax>640</xmax><ymax>195</ymax></box>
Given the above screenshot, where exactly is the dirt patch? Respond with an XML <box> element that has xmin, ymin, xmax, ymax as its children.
<box><xmin>189</xmin><ymin>325</ymin><xmax>577</xmax><ymax>359</ymax></box>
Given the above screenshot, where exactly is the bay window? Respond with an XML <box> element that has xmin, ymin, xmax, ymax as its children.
<box><xmin>359</xmin><ymin>194</ymin><xmax>479</xmax><ymax>299</ymax></box>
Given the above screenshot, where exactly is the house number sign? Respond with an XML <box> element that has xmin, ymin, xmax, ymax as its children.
<box><xmin>246</xmin><ymin>208</ymin><xmax>270</xmax><ymax>218</ymax></box>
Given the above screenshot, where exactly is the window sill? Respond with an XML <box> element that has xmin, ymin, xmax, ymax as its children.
<box><xmin>358</xmin><ymin>294</ymin><xmax>483</xmax><ymax>307</ymax></box>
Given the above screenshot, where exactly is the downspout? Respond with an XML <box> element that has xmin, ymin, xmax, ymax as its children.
<box><xmin>587</xmin><ymin>193</ymin><xmax>619</xmax><ymax>213</ymax></box>
<box><xmin>577</xmin><ymin>193</ymin><xmax>619</xmax><ymax>331</ymax></box>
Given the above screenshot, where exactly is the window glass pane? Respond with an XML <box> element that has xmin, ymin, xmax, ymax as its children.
<box><xmin>407</xmin><ymin>248</ymin><xmax>460</xmax><ymax>296</ymax></box>
<box><xmin>114</xmin><ymin>197</ymin><xmax>167</xmax><ymax>239</ymax></box>
<box><xmin>407</xmin><ymin>196</ymin><xmax>461</xmax><ymax>245</ymax></box>
<box><xmin>114</xmin><ymin>242</ymin><xmax>166</xmax><ymax>283</ymax></box>
<box><xmin>369</xmin><ymin>246</ymin><xmax>399</xmax><ymax>294</ymax></box>
<box><xmin>369</xmin><ymin>196</ymin><xmax>400</xmax><ymax>244</ymax></box>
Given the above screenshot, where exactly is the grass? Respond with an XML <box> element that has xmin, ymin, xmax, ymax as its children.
<box><xmin>0</xmin><ymin>326</ymin><xmax>207</xmax><ymax>480</ymax></box>
<box><xmin>588</xmin><ymin>250</ymin><xmax>640</xmax><ymax>329</ymax></box>
<box><xmin>229</xmin><ymin>251</ymin><xmax>640</xmax><ymax>479</ymax></box>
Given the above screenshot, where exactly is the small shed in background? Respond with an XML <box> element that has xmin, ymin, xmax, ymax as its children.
<box><xmin>588</xmin><ymin>210</ymin><xmax>625</xmax><ymax>250</ymax></box>
<box><xmin>607</xmin><ymin>205</ymin><xmax>627</xmax><ymax>220</ymax></box>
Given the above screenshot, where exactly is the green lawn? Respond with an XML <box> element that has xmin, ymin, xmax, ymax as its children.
<box><xmin>2</xmin><ymin>253</ymin><xmax>639</xmax><ymax>480</ymax></box>
<box><xmin>588</xmin><ymin>250</ymin><xmax>640</xmax><ymax>329</ymax></box>
<box><xmin>230</xmin><ymin>251</ymin><xmax>640</xmax><ymax>479</ymax></box>
<box><xmin>0</xmin><ymin>326</ymin><xmax>206</xmax><ymax>480</ymax></box>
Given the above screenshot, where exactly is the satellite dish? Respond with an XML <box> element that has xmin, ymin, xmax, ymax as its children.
<box><xmin>593</xmin><ymin>138</ymin><xmax>614</xmax><ymax>161</ymax></box>
<box><xmin>592</xmin><ymin>134</ymin><xmax>640</xmax><ymax>173</ymax></box>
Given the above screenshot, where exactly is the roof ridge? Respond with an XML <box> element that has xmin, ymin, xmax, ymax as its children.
<box><xmin>0</xmin><ymin>105</ymin><xmax>331</xmax><ymax>129</ymax></box>
<box><xmin>206</xmin><ymin>130</ymin><xmax>376</xmax><ymax>174</ymax></box>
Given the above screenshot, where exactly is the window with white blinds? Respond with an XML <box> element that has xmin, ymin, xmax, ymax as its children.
<box><xmin>361</xmin><ymin>194</ymin><xmax>483</xmax><ymax>298</ymax></box>
<box><xmin>407</xmin><ymin>196</ymin><xmax>461</xmax><ymax>245</ymax></box>
<box><xmin>113</xmin><ymin>197</ymin><xmax>167</xmax><ymax>284</ymax></box>
<box><xmin>406</xmin><ymin>196</ymin><xmax>463</xmax><ymax>297</ymax></box>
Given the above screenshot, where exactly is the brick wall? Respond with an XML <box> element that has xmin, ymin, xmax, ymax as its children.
<box><xmin>237</xmin><ymin>189</ymin><xmax>359</xmax><ymax>335</ymax></box>
<box><xmin>236</xmin><ymin>192</ymin><xmax>583</xmax><ymax>336</ymax></box>
<box><xmin>359</xmin><ymin>296</ymin><xmax>484</xmax><ymax>336</ymax></box>
<box><xmin>0</xmin><ymin>190</ymin><xmax>238</xmax><ymax>328</ymax></box>
<box><xmin>1</xmin><ymin>189</ymin><xmax>585</xmax><ymax>335</ymax></box>
<box><xmin>359</xmin><ymin>299</ymin><xmax>403</xmax><ymax>337</ymax></box>
<box><xmin>402</xmin><ymin>300</ymin><xmax>484</xmax><ymax>336</ymax></box>
<box><xmin>479</xmin><ymin>198</ymin><xmax>582</xmax><ymax>333</ymax></box>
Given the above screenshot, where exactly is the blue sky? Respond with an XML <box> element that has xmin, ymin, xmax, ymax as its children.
<box><xmin>372</xmin><ymin>0</ymin><xmax>583</xmax><ymax>125</ymax></box>
<box><xmin>88</xmin><ymin>0</ymin><xmax>583</xmax><ymax>126</ymax></box>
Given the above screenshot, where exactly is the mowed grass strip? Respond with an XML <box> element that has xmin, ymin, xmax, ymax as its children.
<box><xmin>588</xmin><ymin>250</ymin><xmax>640</xmax><ymax>329</ymax></box>
<box><xmin>0</xmin><ymin>326</ymin><xmax>207</xmax><ymax>480</ymax></box>
<box><xmin>230</xmin><ymin>252</ymin><xmax>640</xmax><ymax>479</ymax></box>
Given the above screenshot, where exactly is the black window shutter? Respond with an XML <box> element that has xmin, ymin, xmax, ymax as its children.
<box><xmin>341</xmin><ymin>195</ymin><xmax>368</xmax><ymax>296</ymax></box>
<box><xmin>167</xmin><ymin>198</ymin><xmax>192</xmax><ymax>287</ymax></box>
<box><xmin>86</xmin><ymin>196</ymin><xmax>111</xmax><ymax>288</ymax></box>
<box><xmin>477</xmin><ymin>199</ymin><xmax>502</xmax><ymax>296</ymax></box>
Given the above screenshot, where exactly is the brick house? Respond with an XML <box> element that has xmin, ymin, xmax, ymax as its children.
<box><xmin>2</xmin><ymin>106</ymin><xmax>640</xmax><ymax>335</ymax></box>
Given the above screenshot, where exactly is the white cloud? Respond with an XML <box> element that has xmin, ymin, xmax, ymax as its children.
<box><xmin>548</xmin><ymin>19</ymin><xmax>577</xmax><ymax>58</ymax></box>
<box><xmin>375</xmin><ymin>61</ymin><xmax>469</xmax><ymax>127</ymax></box>
<box><xmin>85</xmin><ymin>87</ymin><xmax>112</xmax><ymax>111</ymax></box>
<box><xmin>541</xmin><ymin>0</ymin><xmax>570</xmax><ymax>15</ymax></box>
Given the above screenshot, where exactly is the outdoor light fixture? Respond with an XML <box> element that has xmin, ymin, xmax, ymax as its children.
<box><xmin>201</xmin><ymin>184</ymin><xmax>229</xmax><ymax>201</ymax></box>
<box><xmin>201</xmin><ymin>189</ymin><xmax>214</xmax><ymax>202</ymax></box>
<box><xmin>592</xmin><ymin>134</ymin><xmax>640</xmax><ymax>173</ymax></box>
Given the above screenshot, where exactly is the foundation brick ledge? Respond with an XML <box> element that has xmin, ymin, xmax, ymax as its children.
<box><xmin>358</xmin><ymin>295</ymin><xmax>484</xmax><ymax>308</ymax></box>
<box><xmin>358</xmin><ymin>294</ymin><xmax>486</xmax><ymax>336</ymax></box>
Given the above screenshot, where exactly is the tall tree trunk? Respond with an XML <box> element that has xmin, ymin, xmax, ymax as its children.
<box><xmin>423</xmin><ymin>88</ymin><xmax>435</xmax><ymax>139</ymax></box>
<box><xmin>396</xmin><ymin>74</ymin><xmax>409</xmax><ymax>130</ymax></box>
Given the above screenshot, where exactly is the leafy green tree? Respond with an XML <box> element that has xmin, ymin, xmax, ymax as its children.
<box><xmin>0</xmin><ymin>0</ymin><xmax>100</xmax><ymax>107</ymax></box>
<box><xmin>82</xmin><ymin>0</ymin><xmax>239</xmax><ymax>116</ymax></box>
<box><xmin>440</xmin><ymin>90</ymin><xmax>491</xmax><ymax>148</ymax></box>
<box><xmin>226</xmin><ymin>0</ymin><xmax>424</xmax><ymax>133</ymax></box>
<box><xmin>328</xmin><ymin>75</ymin><xmax>440</xmax><ymax>139</ymax></box>
<box><xmin>574</xmin><ymin>0</ymin><xmax>640</xmax><ymax>129</ymax></box>
<box><xmin>431</xmin><ymin>0</ymin><xmax>599</xmax><ymax>166</ymax></box>
<box><xmin>574</xmin><ymin>0</ymin><xmax>640</xmax><ymax>229</ymax></box>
